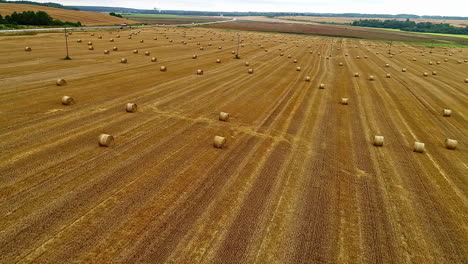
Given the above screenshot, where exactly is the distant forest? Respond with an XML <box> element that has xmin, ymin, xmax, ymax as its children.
<box><xmin>352</xmin><ymin>19</ymin><xmax>468</xmax><ymax>35</ymax></box>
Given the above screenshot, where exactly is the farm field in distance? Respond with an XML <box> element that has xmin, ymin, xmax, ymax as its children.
<box><xmin>0</xmin><ymin>25</ymin><xmax>467</xmax><ymax>263</ymax></box>
<box><xmin>278</xmin><ymin>15</ymin><xmax>468</xmax><ymax>27</ymax></box>
<box><xmin>0</xmin><ymin>3</ymin><xmax>135</xmax><ymax>26</ymax></box>
<box><xmin>121</xmin><ymin>13</ymin><xmax>228</xmax><ymax>25</ymax></box>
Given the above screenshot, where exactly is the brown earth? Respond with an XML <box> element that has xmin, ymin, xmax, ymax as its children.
<box><xmin>0</xmin><ymin>3</ymin><xmax>136</xmax><ymax>26</ymax></box>
<box><xmin>0</xmin><ymin>26</ymin><xmax>467</xmax><ymax>263</ymax></box>
<box><xmin>209</xmin><ymin>20</ymin><xmax>468</xmax><ymax>44</ymax></box>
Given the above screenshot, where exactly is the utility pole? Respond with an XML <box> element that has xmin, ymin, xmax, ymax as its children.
<box><xmin>64</xmin><ymin>27</ymin><xmax>71</xmax><ymax>60</ymax></box>
<box><xmin>235</xmin><ymin>33</ymin><xmax>240</xmax><ymax>59</ymax></box>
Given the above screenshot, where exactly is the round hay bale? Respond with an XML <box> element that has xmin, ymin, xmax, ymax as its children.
<box><xmin>356</xmin><ymin>56</ymin><xmax>360</xmax><ymax>59</ymax></box>
<box><xmin>248</xmin><ymin>68</ymin><xmax>254</xmax><ymax>74</ymax></box>
<box><xmin>88</xmin><ymin>41</ymin><xmax>93</xmax><ymax>45</ymax></box>
<box><xmin>160</xmin><ymin>66</ymin><xmax>167</xmax><ymax>72</ymax></box>
<box><xmin>288</xmin><ymin>55</ymin><xmax>292</xmax><ymax>58</ymax></box>
<box><xmin>245</xmin><ymin>62</ymin><xmax>250</xmax><ymax>66</ymax></box>
<box><xmin>104</xmin><ymin>50</ymin><xmax>110</xmax><ymax>54</ymax></box>
<box><xmin>432</xmin><ymin>71</ymin><xmax>437</xmax><ymax>75</ymax></box>
<box><xmin>305</xmin><ymin>76</ymin><xmax>311</xmax><ymax>82</ymax></box>
<box><xmin>208</xmin><ymin>43</ymin><xmax>212</xmax><ymax>46</ymax></box>
<box><xmin>56</xmin><ymin>79</ymin><xmax>67</xmax><ymax>86</ymax></box>
<box><xmin>437</xmin><ymin>61</ymin><xmax>441</xmax><ymax>65</ymax></box>
<box><xmin>98</xmin><ymin>134</ymin><xmax>114</xmax><ymax>147</ymax></box>
<box><xmin>317</xmin><ymin>52</ymin><xmax>321</xmax><ymax>56</ymax></box>
<box><xmin>231</xmin><ymin>51</ymin><xmax>236</xmax><ymax>54</ymax></box>
<box><xmin>373</xmin><ymin>136</ymin><xmax>384</xmax><ymax>146</ymax></box>
<box><xmin>61</xmin><ymin>96</ymin><xmax>75</xmax><ymax>105</ymax></box>
<box><xmin>465</xmin><ymin>78</ymin><xmax>468</xmax><ymax>83</ymax></box>
<box><xmin>140</xmin><ymin>40</ymin><xmax>144</xmax><ymax>43</ymax></box>
<box><xmin>369</xmin><ymin>75</ymin><xmax>375</xmax><ymax>81</ymax></box>
<box><xmin>121</xmin><ymin>58</ymin><xmax>127</xmax><ymax>63</ymax></box>
<box><xmin>429</xmin><ymin>61</ymin><xmax>433</xmax><ymax>65</ymax></box>
<box><xmin>218</xmin><ymin>46</ymin><xmax>222</xmax><ymax>49</ymax></box>
<box><xmin>412</xmin><ymin>58</ymin><xmax>416</xmax><ymax>61</ymax></box>
<box><xmin>390</xmin><ymin>55</ymin><xmax>393</xmax><ymax>58</ymax></box>
<box><xmin>457</xmin><ymin>60</ymin><xmax>462</xmax><ymax>64</ymax></box>
<box><xmin>219</xmin><ymin>112</ymin><xmax>229</xmax><ymax>121</ymax></box>
<box><xmin>77</xmin><ymin>39</ymin><xmax>82</xmax><ymax>43</ymax></box>
<box><xmin>386</xmin><ymin>73</ymin><xmax>391</xmax><ymax>78</ymax></box>
<box><xmin>423</xmin><ymin>72</ymin><xmax>428</xmax><ymax>77</ymax></box>
<box><xmin>444</xmin><ymin>58</ymin><xmax>448</xmax><ymax>62</ymax></box>
<box><xmin>91</xmin><ymin>33</ymin><xmax>95</xmax><ymax>36</ymax></box>
<box><xmin>280</xmin><ymin>53</ymin><xmax>284</xmax><ymax>56</ymax></box>
<box><xmin>110</xmin><ymin>38</ymin><xmax>114</xmax><ymax>42</ymax></box>
<box><xmin>126</xmin><ymin>103</ymin><xmax>138</xmax><ymax>113</ymax></box>
<box><xmin>133</xmin><ymin>50</ymin><xmax>138</xmax><ymax>54</ymax></box>
<box><xmin>445</xmin><ymin>139</ymin><xmax>458</xmax><ymax>150</ymax></box>
<box><xmin>197</xmin><ymin>69</ymin><xmax>204</xmax><ymax>75</ymax></box>
<box><xmin>443</xmin><ymin>109</ymin><xmax>452</xmax><ymax>117</ymax></box>
<box><xmin>413</xmin><ymin>142</ymin><xmax>425</xmax><ymax>153</ymax></box>
<box><xmin>402</xmin><ymin>68</ymin><xmax>407</xmax><ymax>72</ymax></box>
<box><xmin>98</xmin><ymin>36</ymin><xmax>102</xmax><ymax>39</ymax></box>
<box><xmin>200</xmin><ymin>47</ymin><xmax>204</xmax><ymax>50</ymax></box>
<box><xmin>113</xmin><ymin>47</ymin><xmax>118</xmax><ymax>51</ymax></box>
<box><xmin>339</xmin><ymin>62</ymin><xmax>343</xmax><ymax>66</ymax></box>
<box><xmin>151</xmin><ymin>57</ymin><xmax>157</xmax><ymax>62</ymax></box>
<box><xmin>319</xmin><ymin>83</ymin><xmax>325</xmax><ymax>89</ymax></box>
<box><xmin>296</xmin><ymin>67</ymin><xmax>301</xmax><ymax>71</ymax></box>
<box><xmin>192</xmin><ymin>54</ymin><xmax>198</xmax><ymax>59</ymax></box>
<box><xmin>364</xmin><ymin>55</ymin><xmax>368</xmax><ymax>59</ymax></box>
<box><xmin>213</xmin><ymin>136</ymin><xmax>226</xmax><ymax>148</ymax></box>
<box><xmin>88</xmin><ymin>46</ymin><xmax>94</xmax><ymax>50</ymax></box>
<box><xmin>354</xmin><ymin>73</ymin><xmax>360</xmax><ymax>77</ymax></box>
<box><xmin>385</xmin><ymin>63</ymin><xmax>390</xmax><ymax>67</ymax></box>
<box><xmin>154</xmin><ymin>37</ymin><xmax>158</xmax><ymax>40</ymax></box>
<box><xmin>143</xmin><ymin>51</ymin><xmax>150</xmax><ymax>56</ymax></box>
<box><xmin>376</xmin><ymin>52</ymin><xmax>380</xmax><ymax>54</ymax></box>
<box><xmin>116</xmin><ymin>35</ymin><xmax>120</xmax><ymax>38</ymax></box>
<box><xmin>216</xmin><ymin>59</ymin><xmax>221</xmax><ymax>63</ymax></box>
<box><xmin>293</xmin><ymin>59</ymin><xmax>298</xmax><ymax>63</ymax></box>
<box><xmin>341</xmin><ymin>98</ymin><xmax>349</xmax><ymax>105</ymax></box>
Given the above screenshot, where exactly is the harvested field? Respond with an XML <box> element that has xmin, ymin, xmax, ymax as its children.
<box><xmin>0</xmin><ymin>3</ymin><xmax>135</xmax><ymax>26</ymax></box>
<box><xmin>0</xmin><ymin>26</ymin><xmax>467</xmax><ymax>263</ymax></box>
<box><xmin>121</xmin><ymin>13</ymin><xmax>226</xmax><ymax>25</ymax></box>
<box><xmin>208</xmin><ymin>20</ymin><xmax>468</xmax><ymax>45</ymax></box>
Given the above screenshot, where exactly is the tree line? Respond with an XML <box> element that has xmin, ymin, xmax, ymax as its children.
<box><xmin>109</xmin><ymin>12</ymin><xmax>123</xmax><ymax>18</ymax></box>
<box><xmin>0</xmin><ymin>11</ymin><xmax>82</xmax><ymax>27</ymax></box>
<box><xmin>352</xmin><ymin>19</ymin><xmax>468</xmax><ymax>35</ymax></box>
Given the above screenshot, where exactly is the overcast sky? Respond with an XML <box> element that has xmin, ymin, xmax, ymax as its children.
<box><xmin>30</xmin><ymin>0</ymin><xmax>468</xmax><ymax>16</ymax></box>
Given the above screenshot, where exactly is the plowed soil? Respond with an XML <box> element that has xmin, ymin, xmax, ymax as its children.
<box><xmin>0</xmin><ymin>27</ymin><xmax>467</xmax><ymax>263</ymax></box>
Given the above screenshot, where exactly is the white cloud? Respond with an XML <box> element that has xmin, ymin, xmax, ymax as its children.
<box><xmin>27</xmin><ymin>0</ymin><xmax>468</xmax><ymax>16</ymax></box>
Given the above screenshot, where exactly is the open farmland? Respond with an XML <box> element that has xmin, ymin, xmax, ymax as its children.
<box><xmin>0</xmin><ymin>26</ymin><xmax>467</xmax><ymax>263</ymax></box>
<box><xmin>121</xmin><ymin>13</ymin><xmax>227</xmax><ymax>25</ymax></box>
<box><xmin>0</xmin><ymin>3</ymin><xmax>136</xmax><ymax>26</ymax></box>
<box><xmin>279</xmin><ymin>16</ymin><xmax>468</xmax><ymax>27</ymax></box>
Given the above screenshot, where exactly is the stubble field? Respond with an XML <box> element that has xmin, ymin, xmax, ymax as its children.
<box><xmin>0</xmin><ymin>26</ymin><xmax>467</xmax><ymax>263</ymax></box>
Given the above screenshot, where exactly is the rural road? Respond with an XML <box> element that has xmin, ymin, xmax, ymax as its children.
<box><xmin>0</xmin><ymin>18</ymin><xmax>237</xmax><ymax>33</ymax></box>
